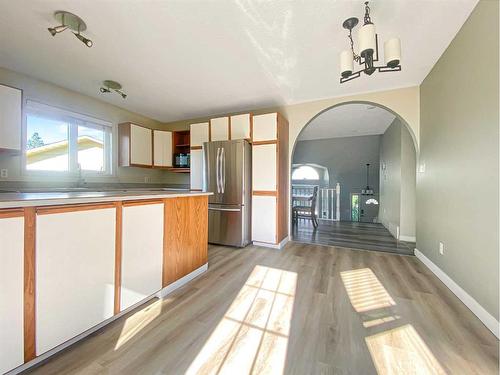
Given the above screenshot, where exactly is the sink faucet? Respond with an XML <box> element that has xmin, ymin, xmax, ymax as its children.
<box><xmin>76</xmin><ymin>164</ymin><xmax>87</xmax><ymax>188</ymax></box>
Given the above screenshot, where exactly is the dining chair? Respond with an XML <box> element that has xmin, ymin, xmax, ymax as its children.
<box><xmin>292</xmin><ymin>186</ymin><xmax>319</xmax><ymax>228</ymax></box>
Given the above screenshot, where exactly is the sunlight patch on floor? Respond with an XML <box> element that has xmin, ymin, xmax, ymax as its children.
<box><xmin>186</xmin><ymin>265</ymin><xmax>297</xmax><ymax>375</ymax></box>
<box><xmin>362</xmin><ymin>315</ymin><xmax>400</xmax><ymax>328</ymax></box>
<box><xmin>114</xmin><ymin>298</ymin><xmax>162</xmax><ymax>350</ymax></box>
<box><xmin>341</xmin><ymin>268</ymin><xmax>396</xmax><ymax>313</ymax></box>
<box><xmin>365</xmin><ymin>324</ymin><xmax>446</xmax><ymax>374</ymax></box>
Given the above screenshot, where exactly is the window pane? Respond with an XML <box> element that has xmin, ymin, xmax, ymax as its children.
<box><xmin>78</xmin><ymin>124</ymin><xmax>105</xmax><ymax>172</ymax></box>
<box><xmin>26</xmin><ymin>114</ymin><xmax>69</xmax><ymax>171</ymax></box>
<box><xmin>292</xmin><ymin>166</ymin><xmax>319</xmax><ymax>180</ymax></box>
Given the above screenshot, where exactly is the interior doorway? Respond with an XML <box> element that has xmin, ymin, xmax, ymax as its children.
<box><xmin>291</xmin><ymin>102</ymin><xmax>417</xmax><ymax>255</ymax></box>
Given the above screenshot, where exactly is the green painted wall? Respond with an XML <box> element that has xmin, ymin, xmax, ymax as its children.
<box><xmin>418</xmin><ymin>0</ymin><xmax>499</xmax><ymax>319</ymax></box>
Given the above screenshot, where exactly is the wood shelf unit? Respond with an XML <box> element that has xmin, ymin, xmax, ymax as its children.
<box><xmin>166</xmin><ymin>167</ymin><xmax>190</xmax><ymax>173</ymax></box>
<box><xmin>173</xmin><ymin>131</ymin><xmax>190</xmax><ymax>155</ymax></box>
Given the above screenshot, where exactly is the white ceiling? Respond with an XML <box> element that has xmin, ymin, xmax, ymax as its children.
<box><xmin>298</xmin><ymin>103</ymin><xmax>395</xmax><ymax>140</ymax></box>
<box><xmin>0</xmin><ymin>0</ymin><xmax>478</xmax><ymax>122</ymax></box>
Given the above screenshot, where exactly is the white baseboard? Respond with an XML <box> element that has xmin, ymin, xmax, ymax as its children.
<box><xmin>8</xmin><ymin>264</ymin><xmax>209</xmax><ymax>375</ymax></box>
<box><xmin>158</xmin><ymin>263</ymin><xmax>208</xmax><ymax>298</ymax></box>
<box><xmin>399</xmin><ymin>235</ymin><xmax>416</xmax><ymax>242</ymax></box>
<box><xmin>253</xmin><ymin>236</ymin><xmax>290</xmax><ymax>250</ymax></box>
<box><xmin>415</xmin><ymin>249</ymin><xmax>499</xmax><ymax>338</ymax></box>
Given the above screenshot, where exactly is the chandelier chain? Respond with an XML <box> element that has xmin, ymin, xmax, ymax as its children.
<box><xmin>364</xmin><ymin>1</ymin><xmax>372</xmax><ymax>25</ymax></box>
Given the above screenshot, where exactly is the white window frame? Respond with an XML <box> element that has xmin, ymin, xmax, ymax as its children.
<box><xmin>23</xmin><ymin>101</ymin><xmax>113</xmax><ymax>177</ymax></box>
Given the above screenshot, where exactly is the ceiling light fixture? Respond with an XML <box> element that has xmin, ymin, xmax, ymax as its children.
<box><xmin>47</xmin><ymin>11</ymin><xmax>93</xmax><ymax>48</ymax></box>
<box><xmin>340</xmin><ymin>1</ymin><xmax>401</xmax><ymax>83</ymax></box>
<box><xmin>100</xmin><ymin>80</ymin><xmax>127</xmax><ymax>99</ymax></box>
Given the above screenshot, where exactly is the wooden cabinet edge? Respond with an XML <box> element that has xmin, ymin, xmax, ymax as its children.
<box><xmin>114</xmin><ymin>202</ymin><xmax>122</xmax><ymax>315</ymax></box>
<box><xmin>23</xmin><ymin>207</ymin><xmax>36</xmax><ymax>362</ymax></box>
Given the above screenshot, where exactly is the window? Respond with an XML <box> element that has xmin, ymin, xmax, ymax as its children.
<box><xmin>25</xmin><ymin>101</ymin><xmax>112</xmax><ymax>175</ymax></box>
<box><xmin>292</xmin><ymin>165</ymin><xmax>320</xmax><ymax>180</ymax></box>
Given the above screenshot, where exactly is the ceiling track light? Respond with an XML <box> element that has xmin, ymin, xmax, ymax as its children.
<box><xmin>47</xmin><ymin>11</ymin><xmax>93</xmax><ymax>48</ymax></box>
<box><xmin>100</xmin><ymin>80</ymin><xmax>127</xmax><ymax>99</ymax></box>
<box><xmin>339</xmin><ymin>1</ymin><xmax>401</xmax><ymax>83</ymax></box>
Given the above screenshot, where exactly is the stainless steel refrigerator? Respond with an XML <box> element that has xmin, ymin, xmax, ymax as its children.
<box><xmin>203</xmin><ymin>139</ymin><xmax>251</xmax><ymax>247</ymax></box>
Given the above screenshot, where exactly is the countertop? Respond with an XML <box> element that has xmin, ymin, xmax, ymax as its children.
<box><xmin>0</xmin><ymin>190</ymin><xmax>212</xmax><ymax>209</ymax></box>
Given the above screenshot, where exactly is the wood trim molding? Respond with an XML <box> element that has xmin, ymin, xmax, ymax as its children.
<box><xmin>121</xmin><ymin>200</ymin><xmax>164</xmax><ymax>207</ymax></box>
<box><xmin>252</xmin><ymin>140</ymin><xmax>277</xmax><ymax>146</ymax></box>
<box><xmin>0</xmin><ymin>208</ymin><xmax>24</xmax><ymax>218</ymax></box>
<box><xmin>190</xmin><ymin>145</ymin><xmax>202</xmax><ymax>150</ymax></box>
<box><xmin>36</xmin><ymin>202</ymin><xmax>116</xmax><ymax>215</ymax></box>
<box><xmin>250</xmin><ymin>113</ymin><xmax>253</xmax><ymax>142</ymax></box>
<box><xmin>208</xmin><ymin>121</ymin><xmax>212</xmax><ymax>142</ymax></box>
<box><xmin>228</xmin><ymin>116</ymin><xmax>232</xmax><ymax>140</ymax></box>
<box><xmin>24</xmin><ymin>207</ymin><xmax>36</xmax><ymax>362</ymax></box>
<box><xmin>252</xmin><ymin>190</ymin><xmax>277</xmax><ymax>196</ymax></box>
<box><xmin>114</xmin><ymin>202</ymin><xmax>122</xmax><ymax>315</ymax></box>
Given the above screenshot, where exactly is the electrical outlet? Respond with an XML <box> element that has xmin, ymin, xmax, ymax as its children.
<box><xmin>439</xmin><ymin>242</ymin><xmax>445</xmax><ymax>255</ymax></box>
<box><xmin>144</xmin><ymin>176</ymin><xmax>151</xmax><ymax>183</ymax></box>
<box><xmin>419</xmin><ymin>163</ymin><xmax>426</xmax><ymax>173</ymax></box>
<box><xmin>0</xmin><ymin>169</ymin><xmax>8</xmax><ymax>178</ymax></box>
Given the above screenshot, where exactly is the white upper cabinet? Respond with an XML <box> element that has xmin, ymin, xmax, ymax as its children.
<box><xmin>153</xmin><ymin>130</ymin><xmax>172</xmax><ymax>167</ymax></box>
<box><xmin>252</xmin><ymin>144</ymin><xmax>277</xmax><ymax>190</ymax></box>
<box><xmin>121</xmin><ymin>203</ymin><xmax>164</xmax><ymax>311</ymax></box>
<box><xmin>252</xmin><ymin>113</ymin><xmax>277</xmax><ymax>142</ymax></box>
<box><xmin>119</xmin><ymin>122</ymin><xmax>153</xmax><ymax>167</ymax></box>
<box><xmin>230</xmin><ymin>114</ymin><xmax>251</xmax><ymax>140</ymax></box>
<box><xmin>190</xmin><ymin>122</ymin><xmax>209</xmax><ymax>147</ymax></box>
<box><xmin>0</xmin><ymin>84</ymin><xmax>22</xmax><ymax>151</ymax></box>
<box><xmin>0</xmin><ymin>213</ymin><xmax>24</xmax><ymax>374</ymax></box>
<box><xmin>210</xmin><ymin>117</ymin><xmax>229</xmax><ymax>141</ymax></box>
<box><xmin>130</xmin><ymin>124</ymin><xmax>153</xmax><ymax>166</ymax></box>
<box><xmin>36</xmin><ymin>206</ymin><xmax>116</xmax><ymax>355</ymax></box>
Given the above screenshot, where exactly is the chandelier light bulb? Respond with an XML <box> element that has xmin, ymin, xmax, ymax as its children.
<box><xmin>358</xmin><ymin>23</ymin><xmax>376</xmax><ymax>58</ymax></box>
<box><xmin>340</xmin><ymin>50</ymin><xmax>354</xmax><ymax>78</ymax></box>
<box><xmin>384</xmin><ymin>38</ymin><xmax>401</xmax><ymax>68</ymax></box>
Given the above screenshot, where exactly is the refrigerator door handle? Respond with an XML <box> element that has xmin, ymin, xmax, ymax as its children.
<box><xmin>216</xmin><ymin>147</ymin><xmax>221</xmax><ymax>193</ymax></box>
<box><xmin>208</xmin><ymin>207</ymin><xmax>241</xmax><ymax>212</ymax></box>
<box><xmin>221</xmin><ymin>147</ymin><xmax>226</xmax><ymax>194</ymax></box>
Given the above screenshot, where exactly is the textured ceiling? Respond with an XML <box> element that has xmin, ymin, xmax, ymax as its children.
<box><xmin>0</xmin><ymin>0</ymin><xmax>478</xmax><ymax>122</ymax></box>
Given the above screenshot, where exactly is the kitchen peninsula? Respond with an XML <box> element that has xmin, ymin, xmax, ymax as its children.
<box><xmin>0</xmin><ymin>190</ymin><xmax>210</xmax><ymax>373</ymax></box>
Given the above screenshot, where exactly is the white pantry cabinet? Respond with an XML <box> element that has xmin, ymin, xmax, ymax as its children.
<box><xmin>252</xmin><ymin>196</ymin><xmax>277</xmax><ymax>244</ymax></box>
<box><xmin>119</xmin><ymin>122</ymin><xmax>153</xmax><ymax>167</ymax></box>
<box><xmin>209</xmin><ymin>117</ymin><xmax>229</xmax><ymax>141</ymax></box>
<box><xmin>36</xmin><ymin>206</ymin><xmax>116</xmax><ymax>355</ymax></box>
<box><xmin>230</xmin><ymin>113</ymin><xmax>251</xmax><ymax>140</ymax></box>
<box><xmin>121</xmin><ymin>203</ymin><xmax>164</xmax><ymax>311</ymax></box>
<box><xmin>0</xmin><ymin>212</ymin><xmax>24</xmax><ymax>374</ymax></box>
<box><xmin>252</xmin><ymin>112</ymin><xmax>277</xmax><ymax>142</ymax></box>
<box><xmin>153</xmin><ymin>130</ymin><xmax>173</xmax><ymax>167</ymax></box>
<box><xmin>190</xmin><ymin>149</ymin><xmax>204</xmax><ymax>190</ymax></box>
<box><xmin>0</xmin><ymin>84</ymin><xmax>22</xmax><ymax>151</ymax></box>
<box><xmin>251</xmin><ymin>112</ymin><xmax>288</xmax><ymax>247</ymax></box>
<box><xmin>252</xmin><ymin>144</ymin><xmax>277</xmax><ymax>191</ymax></box>
<box><xmin>190</xmin><ymin>122</ymin><xmax>209</xmax><ymax>147</ymax></box>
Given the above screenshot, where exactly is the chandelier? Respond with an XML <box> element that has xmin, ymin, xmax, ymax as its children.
<box><xmin>340</xmin><ymin>1</ymin><xmax>401</xmax><ymax>83</ymax></box>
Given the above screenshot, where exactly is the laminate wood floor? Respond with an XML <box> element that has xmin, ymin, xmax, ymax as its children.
<box><xmin>25</xmin><ymin>243</ymin><xmax>498</xmax><ymax>375</ymax></box>
<box><xmin>292</xmin><ymin>220</ymin><xmax>415</xmax><ymax>255</ymax></box>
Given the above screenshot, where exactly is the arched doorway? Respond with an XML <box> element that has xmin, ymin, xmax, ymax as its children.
<box><xmin>290</xmin><ymin>101</ymin><xmax>417</xmax><ymax>255</ymax></box>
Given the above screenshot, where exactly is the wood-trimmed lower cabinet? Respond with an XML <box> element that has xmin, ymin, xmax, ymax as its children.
<box><xmin>0</xmin><ymin>210</ymin><xmax>24</xmax><ymax>374</ymax></box>
<box><xmin>120</xmin><ymin>202</ymin><xmax>164</xmax><ymax>311</ymax></box>
<box><xmin>35</xmin><ymin>205</ymin><xmax>116</xmax><ymax>355</ymax></box>
<box><xmin>251</xmin><ymin>195</ymin><xmax>277</xmax><ymax>243</ymax></box>
<box><xmin>163</xmin><ymin>196</ymin><xmax>208</xmax><ymax>286</ymax></box>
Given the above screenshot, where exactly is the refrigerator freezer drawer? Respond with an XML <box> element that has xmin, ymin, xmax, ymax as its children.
<box><xmin>208</xmin><ymin>205</ymin><xmax>249</xmax><ymax>248</ymax></box>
